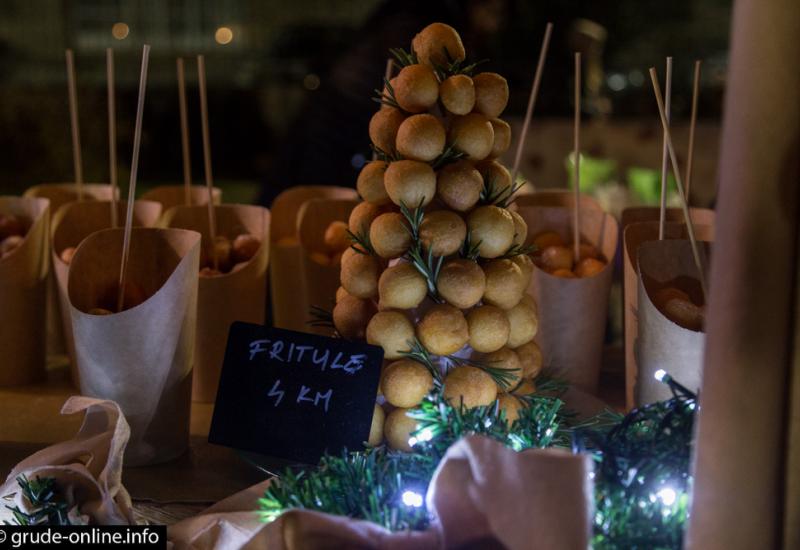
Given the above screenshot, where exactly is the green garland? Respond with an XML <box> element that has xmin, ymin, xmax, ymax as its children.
<box><xmin>5</xmin><ymin>475</ymin><xmax>72</xmax><ymax>526</ymax></box>
<box><xmin>259</xmin><ymin>373</ymin><xmax>697</xmax><ymax>549</ymax></box>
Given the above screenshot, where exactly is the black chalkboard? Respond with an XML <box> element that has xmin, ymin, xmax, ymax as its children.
<box><xmin>208</xmin><ymin>322</ymin><xmax>384</xmax><ymax>464</ymax></box>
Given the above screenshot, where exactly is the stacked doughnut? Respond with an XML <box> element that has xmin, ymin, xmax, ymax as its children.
<box><xmin>332</xmin><ymin>23</ymin><xmax>542</xmax><ymax>451</ymax></box>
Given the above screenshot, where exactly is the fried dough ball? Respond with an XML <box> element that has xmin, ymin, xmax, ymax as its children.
<box><xmin>204</xmin><ymin>235</ymin><xmax>233</xmax><ymax>272</ymax></box>
<box><xmin>488</xmin><ymin>118</ymin><xmax>511</xmax><ymax>159</ymax></box>
<box><xmin>232</xmin><ymin>234</ymin><xmax>261</xmax><ymax>263</ymax></box>
<box><xmin>418</xmin><ymin>304</ymin><xmax>469</xmax><ymax>356</ymax></box>
<box><xmin>324</xmin><ymin>221</ymin><xmax>351</xmax><ymax>253</ymax></box>
<box><xmin>381</xmin><ymin>359</ymin><xmax>434</xmax><ymax>408</ymax></box>
<box><xmin>509</xmin><ymin>210</ymin><xmax>528</xmax><ymax>247</ymax></box>
<box><xmin>0</xmin><ymin>235</ymin><xmax>24</xmax><ymax>259</ymax></box>
<box><xmin>333</xmin><ymin>293</ymin><xmax>377</xmax><ymax>340</ymax></box>
<box><xmin>379</xmin><ymin>263</ymin><xmax>427</xmax><ymax>310</ymax></box>
<box><xmin>551</xmin><ymin>268</ymin><xmax>577</xmax><ymax>279</ymax></box>
<box><xmin>443</xmin><ymin>365</ymin><xmax>497</xmax><ymax>409</ymax></box>
<box><xmin>511</xmin><ymin>253</ymin><xmax>534</xmax><ymax>287</ymax></box>
<box><xmin>532</xmin><ymin>232</ymin><xmax>564</xmax><ymax>251</ymax></box>
<box><xmin>309</xmin><ymin>251</ymin><xmax>331</xmax><ymax>266</ymax></box>
<box><xmin>88</xmin><ymin>308</ymin><xmax>114</xmax><ymax>316</ymax></box>
<box><xmin>396</xmin><ymin>114</ymin><xmax>446</xmax><ymax>162</ymax></box>
<box><xmin>366</xmin><ymin>310</ymin><xmax>414</xmax><ymax>359</ymax></box>
<box><xmin>484</xmin><ymin>347</ymin><xmax>523</xmax><ymax>389</ymax></box>
<box><xmin>0</xmin><ymin>214</ymin><xmax>25</xmax><ymax>241</ymax></box>
<box><xmin>336</xmin><ymin>286</ymin><xmax>349</xmax><ymax>303</ymax></box>
<box><xmin>536</xmin><ymin>246</ymin><xmax>573</xmax><ymax>272</ymax></box>
<box><xmin>467</xmin><ymin>305</ymin><xmax>510</xmax><ymax>353</ymax></box>
<box><xmin>368</xmin><ymin>404</ymin><xmax>385</xmax><ymax>446</ymax></box>
<box><xmin>200</xmin><ymin>267</ymin><xmax>223</xmax><ymax>278</ymax></box>
<box><xmin>467</xmin><ymin>206</ymin><xmax>515</xmax><ymax>258</ymax></box>
<box><xmin>357</xmin><ymin>161</ymin><xmax>391</xmax><ymax>205</ymax></box>
<box><xmin>369</xmin><ymin>108</ymin><xmax>405</xmax><ymax>154</ymax></box>
<box><xmin>436</xmin><ymin>160</ymin><xmax>482</xmax><ymax>212</ymax></box>
<box><xmin>520</xmin><ymin>293</ymin><xmax>538</xmax><ymax>313</ymax></box>
<box><xmin>393</xmin><ymin>64</ymin><xmax>439</xmax><ymax>113</ymax></box>
<box><xmin>419</xmin><ymin>210</ymin><xmax>466</xmax><ymax>256</ymax></box>
<box><xmin>437</xmin><ymin>259</ymin><xmax>486</xmax><ymax>309</ymax></box>
<box><xmin>515</xmin><ymin>340</ymin><xmax>543</xmax><ymax>379</ymax></box>
<box><xmin>578</xmin><ymin>242</ymin><xmax>600</xmax><ymax>261</ymax></box>
<box><xmin>59</xmin><ymin>246</ymin><xmax>77</xmax><ymax>265</ymax></box>
<box><xmin>653</xmin><ymin>287</ymin><xmax>691</xmax><ymax>309</ymax></box>
<box><xmin>340</xmin><ymin>248</ymin><xmax>381</xmax><ymax>298</ymax></box>
<box><xmin>497</xmin><ymin>393</ymin><xmax>524</xmax><ymax>424</ymax></box>
<box><xmin>412</xmin><ymin>22</ymin><xmax>466</xmax><ymax>68</ymax></box>
<box><xmin>384</xmin><ymin>160</ymin><xmax>437</xmax><ymax>207</ymax></box>
<box><xmin>95</xmin><ymin>281</ymin><xmax>148</xmax><ymax>312</ymax></box>
<box><xmin>473</xmin><ymin>72</ymin><xmax>509</xmax><ymax>118</ymax></box>
<box><xmin>449</xmin><ymin>113</ymin><xmax>494</xmax><ymax>160</ymax></box>
<box><xmin>505</xmin><ymin>299</ymin><xmax>538</xmax><ymax>347</ymax></box>
<box><xmin>384</xmin><ymin>408</ymin><xmax>418</xmax><ymax>451</ymax></box>
<box><xmin>654</xmin><ymin>288</ymin><xmax>705</xmax><ymax>331</ymax></box>
<box><xmin>575</xmin><ymin>257</ymin><xmax>606</xmax><ymax>278</ymax></box>
<box><xmin>512</xmin><ymin>378</ymin><xmax>537</xmax><ymax>397</ymax></box>
<box><xmin>440</xmin><ymin>74</ymin><xmax>475</xmax><ymax>115</ymax></box>
<box><xmin>348</xmin><ymin>201</ymin><xmax>386</xmax><ymax>236</ymax></box>
<box><xmin>483</xmin><ymin>258</ymin><xmax>526</xmax><ymax>309</ymax></box>
<box><xmin>477</xmin><ymin>159</ymin><xmax>512</xmax><ymax>198</ymax></box>
<box><xmin>370</xmin><ymin>212</ymin><xmax>411</xmax><ymax>259</ymax></box>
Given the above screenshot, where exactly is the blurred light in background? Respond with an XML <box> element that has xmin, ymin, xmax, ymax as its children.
<box><xmin>303</xmin><ymin>73</ymin><xmax>320</xmax><ymax>90</ymax></box>
<box><xmin>111</xmin><ymin>22</ymin><xmax>129</xmax><ymax>40</ymax></box>
<box><xmin>215</xmin><ymin>26</ymin><xmax>234</xmax><ymax>45</ymax></box>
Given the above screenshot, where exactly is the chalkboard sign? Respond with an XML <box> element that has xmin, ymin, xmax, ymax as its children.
<box><xmin>209</xmin><ymin>322</ymin><xmax>384</xmax><ymax>464</ymax></box>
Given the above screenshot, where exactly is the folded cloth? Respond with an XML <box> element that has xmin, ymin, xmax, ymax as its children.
<box><xmin>169</xmin><ymin>436</ymin><xmax>593</xmax><ymax>550</ymax></box>
<box><xmin>0</xmin><ymin>396</ymin><xmax>135</xmax><ymax>525</ymax></box>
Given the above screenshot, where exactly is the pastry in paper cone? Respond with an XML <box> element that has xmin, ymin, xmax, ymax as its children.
<box><xmin>141</xmin><ymin>184</ymin><xmax>221</xmax><ymax>215</ymax></box>
<box><xmin>270</xmin><ymin>186</ymin><xmax>357</xmax><ymax>331</ymax></box>
<box><xmin>622</xmin><ymin>214</ymin><xmax>715</xmax><ymax>408</ymax></box>
<box><xmin>635</xmin><ymin>239</ymin><xmax>710</xmax><ymax>405</ymax></box>
<box><xmin>67</xmin><ymin>227</ymin><xmax>201</xmax><ymax>466</ymax></box>
<box><xmin>160</xmin><ymin>204</ymin><xmax>270</xmax><ymax>402</ymax></box>
<box><xmin>51</xmin><ymin>200</ymin><xmax>163</xmax><ymax>387</ymax></box>
<box><xmin>0</xmin><ymin>196</ymin><xmax>50</xmax><ymax>386</ymax></box>
<box><xmin>516</xmin><ymin>206</ymin><xmax>618</xmax><ymax>394</ymax></box>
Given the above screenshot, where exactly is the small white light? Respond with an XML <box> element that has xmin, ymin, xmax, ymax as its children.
<box><xmin>657</xmin><ymin>487</ymin><xmax>677</xmax><ymax>506</ymax></box>
<box><xmin>407</xmin><ymin>436</ymin><xmax>418</xmax><ymax>447</ymax></box>
<box><xmin>418</xmin><ymin>428</ymin><xmax>433</xmax><ymax>442</ymax></box>
<box><xmin>401</xmin><ymin>490</ymin><xmax>424</xmax><ymax>508</ymax></box>
<box><xmin>545</xmin><ymin>428</ymin><xmax>554</xmax><ymax>437</ymax></box>
<box><xmin>654</xmin><ymin>369</ymin><xmax>667</xmax><ymax>382</ymax></box>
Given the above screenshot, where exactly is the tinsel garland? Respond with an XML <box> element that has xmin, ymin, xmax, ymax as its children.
<box><xmin>258</xmin><ymin>372</ymin><xmax>696</xmax><ymax>549</ymax></box>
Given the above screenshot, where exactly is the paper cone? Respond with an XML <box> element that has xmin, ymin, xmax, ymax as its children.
<box><xmin>67</xmin><ymin>227</ymin><xmax>201</xmax><ymax>466</ymax></box>
<box><xmin>160</xmin><ymin>204</ymin><xmax>271</xmax><ymax>403</ymax></box>
<box><xmin>620</xmin><ymin>206</ymin><xmax>715</xmax><ymax>229</ymax></box>
<box><xmin>51</xmin><ymin>200</ymin><xmax>163</xmax><ymax>387</ymax></box>
<box><xmin>23</xmin><ymin>183</ymin><xmax>114</xmax><ymax>357</ymax></box>
<box><xmin>0</xmin><ymin>196</ymin><xmax>50</xmax><ymax>386</ymax></box>
<box><xmin>622</xmin><ymin>217</ymin><xmax>715</xmax><ymax>408</ymax></box>
<box><xmin>141</xmin><ymin>185</ymin><xmax>222</xmax><ymax>215</ymax></box>
<box><xmin>515</xmin><ymin>189</ymin><xmax>604</xmax><ymax>212</ymax></box>
<box><xmin>516</xmin><ymin>206</ymin><xmax>618</xmax><ymax>394</ymax></box>
<box><xmin>298</xmin><ymin>198</ymin><xmax>359</xmax><ymax>335</ymax></box>
<box><xmin>635</xmin><ymin>239</ymin><xmax>710</xmax><ymax>404</ymax></box>
<box><xmin>270</xmin><ymin>186</ymin><xmax>358</xmax><ymax>332</ymax></box>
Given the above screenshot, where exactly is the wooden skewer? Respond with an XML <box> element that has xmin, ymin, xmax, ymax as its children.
<box><xmin>65</xmin><ymin>49</ymin><xmax>84</xmax><ymax>201</ymax></box>
<box><xmin>177</xmin><ymin>58</ymin><xmax>192</xmax><ymax>206</ymax></box>
<box><xmin>572</xmin><ymin>52</ymin><xmax>581</xmax><ymax>261</ymax></box>
<box><xmin>197</xmin><ymin>55</ymin><xmax>218</xmax><ymax>271</ymax></box>
<box><xmin>509</xmin><ymin>22</ymin><xmax>553</xmax><ymax>190</ymax></box>
<box><xmin>685</xmin><ymin>60</ymin><xmax>702</xmax><ymax>202</ymax></box>
<box><xmin>649</xmin><ymin>68</ymin><xmax>708</xmax><ymax>299</ymax></box>
<box><xmin>117</xmin><ymin>45</ymin><xmax>151</xmax><ymax>313</ymax></box>
<box><xmin>658</xmin><ymin>57</ymin><xmax>672</xmax><ymax>240</ymax></box>
<box><xmin>107</xmin><ymin>48</ymin><xmax>118</xmax><ymax>228</ymax></box>
<box><xmin>372</xmin><ymin>58</ymin><xmax>395</xmax><ymax>161</ymax></box>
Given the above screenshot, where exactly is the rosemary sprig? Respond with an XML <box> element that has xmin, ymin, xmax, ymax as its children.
<box><xmin>308</xmin><ymin>305</ymin><xmax>335</xmax><ymax>329</ymax></box>
<box><xmin>5</xmin><ymin>475</ymin><xmax>72</xmax><ymax>526</ymax></box>
<box><xmin>446</xmin><ymin>355</ymin><xmax>520</xmax><ymax>391</ymax></box>
<box><xmin>460</xmin><ymin>231</ymin><xmax>482</xmax><ymax>261</ymax></box>
<box><xmin>389</xmin><ymin>47</ymin><xmax>418</xmax><ymax>68</ymax></box>
<box><xmin>431</xmin><ymin>143</ymin><xmax>467</xmax><ymax>170</ymax></box>
<box><xmin>372</xmin><ymin>77</ymin><xmax>406</xmax><ymax>112</ymax></box>
<box><xmin>407</xmin><ymin>243</ymin><xmax>443</xmax><ymax>301</ymax></box>
<box><xmin>498</xmin><ymin>242</ymin><xmax>537</xmax><ymax>259</ymax></box>
<box><xmin>480</xmin><ymin>174</ymin><xmax>526</xmax><ymax>208</ymax></box>
<box><xmin>346</xmin><ymin>228</ymin><xmax>376</xmax><ymax>255</ymax></box>
<box><xmin>432</xmin><ymin>48</ymin><xmax>488</xmax><ymax>80</ymax></box>
<box><xmin>370</xmin><ymin>144</ymin><xmax>400</xmax><ymax>162</ymax></box>
<box><xmin>399</xmin><ymin>338</ymin><xmax>443</xmax><ymax>384</ymax></box>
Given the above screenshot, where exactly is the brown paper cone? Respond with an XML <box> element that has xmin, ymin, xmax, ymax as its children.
<box><xmin>160</xmin><ymin>204</ymin><xmax>271</xmax><ymax>403</ymax></box>
<box><xmin>51</xmin><ymin>200</ymin><xmax>163</xmax><ymax>387</ymax></box>
<box><xmin>141</xmin><ymin>184</ymin><xmax>222</xmax><ymax>215</ymax></box>
<box><xmin>298</xmin><ymin>198</ymin><xmax>358</xmax><ymax>335</ymax></box>
<box><xmin>620</xmin><ymin>206</ymin><xmax>715</xmax><ymax>230</ymax></box>
<box><xmin>270</xmin><ymin>186</ymin><xmax>357</xmax><ymax>332</ymax></box>
<box><xmin>23</xmin><ymin>182</ymin><xmax>114</xmax><ymax>358</ymax></box>
<box><xmin>0</xmin><ymin>196</ymin><xmax>50</xmax><ymax>386</ymax></box>
<box><xmin>67</xmin><ymin>227</ymin><xmax>201</xmax><ymax>466</ymax></box>
<box><xmin>635</xmin><ymin>239</ymin><xmax>710</xmax><ymax>404</ymax></box>
<box><xmin>515</xmin><ymin>189</ymin><xmax>604</xmax><ymax>212</ymax></box>
<box><xmin>622</xmin><ymin>218</ymin><xmax>715</xmax><ymax>408</ymax></box>
<box><xmin>516</xmin><ymin>205</ymin><xmax>618</xmax><ymax>394</ymax></box>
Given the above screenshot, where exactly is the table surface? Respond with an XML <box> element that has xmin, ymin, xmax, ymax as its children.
<box><xmin>0</xmin><ymin>353</ymin><xmax>626</xmax><ymax>525</ymax></box>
